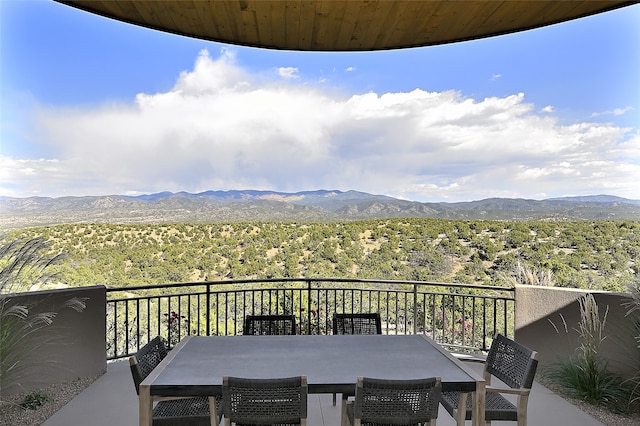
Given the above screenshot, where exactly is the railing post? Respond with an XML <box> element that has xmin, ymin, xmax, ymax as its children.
<box><xmin>113</xmin><ymin>301</ymin><xmax>118</xmax><ymax>359</ymax></box>
<box><xmin>206</xmin><ymin>283</ymin><xmax>211</xmax><ymax>336</ymax></box>
<box><xmin>307</xmin><ymin>279</ymin><xmax>312</xmax><ymax>335</ymax></box>
<box><xmin>413</xmin><ymin>284</ymin><xmax>418</xmax><ymax>335</ymax></box>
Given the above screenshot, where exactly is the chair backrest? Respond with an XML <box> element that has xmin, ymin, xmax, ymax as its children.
<box><xmin>353</xmin><ymin>376</ymin><xmax>441</xmax><ymax>425</ymax></box>
<box><xmin>222</xmin><ymin>376</ymin><xmax>308</xmax><ymax>425</ymax></box>
<box><xmin>243</xmin><ymin>314</ymin><xmax>297</xmax><ymax>335</ymax></box>
<box><xmin>332</xmin><ymin>313</ymin><xmax>382</xmax><ymax>335</ymax></box>
<box><xmin>485</xmin><ymin>334</ymin><xmax>538</xmax><ymax>390</ymax></box>
<box><xmin>129</xmin><ymin>335</ymin><xmax>168</xmax><ymax>394</ymax></box>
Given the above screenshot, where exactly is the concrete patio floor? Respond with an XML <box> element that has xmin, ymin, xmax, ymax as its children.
<box><xmin>43</xmin><ymin>359</ymin><xmax>605</xmax><ymax>426</ymax></box>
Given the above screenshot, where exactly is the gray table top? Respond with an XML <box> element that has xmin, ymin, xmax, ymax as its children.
<box><xmin>145</xmin><ymin>334</ymin><xmax>480</xmax><ymax>396</ymax></box>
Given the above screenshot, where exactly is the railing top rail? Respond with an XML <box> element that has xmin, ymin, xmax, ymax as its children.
<box><xmin>105</xmin><ymin>277</ymin><xmax>515</xmax><ymax>294</ymax></box>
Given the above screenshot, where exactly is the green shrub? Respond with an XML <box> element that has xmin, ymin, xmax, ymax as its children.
<box><xmin>19</xmin><ymin>390</ymin><xmax>50</xmax><ymax>410</ymax></box>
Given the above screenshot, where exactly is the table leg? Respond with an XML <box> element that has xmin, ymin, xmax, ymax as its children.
<box><xmin>341</xmin><ymin>395</ymin><xmax>349</xmax><ymax>426</ymax></box>
<box><xmin>209</xmin><ymin>396</ymin><xmax>218</xmax><ymax>426</ymax></box>
<box><xmin>139</xmin><ymin>384</ymin><xmax>152</xmax><ymax>426</ymax></box>
<box><xmin>456</xmin><ymin>393</ymin><xmax>468</xmax><ymax>425</ymax></box>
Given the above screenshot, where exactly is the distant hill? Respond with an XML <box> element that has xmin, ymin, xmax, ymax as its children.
<box><xmin>1</xmin><ymin>190</ymin><xmax>639</xmax><ymax>228</ymax></box>
<box><xmin>547</xmin><ymin>194</ymin><xmax>640</xmax><ymax>204</ymax></box>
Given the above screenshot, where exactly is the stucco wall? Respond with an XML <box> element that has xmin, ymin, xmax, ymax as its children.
<box><xmin>514</xmin><ymin>285</ymin><xmax>637</xmax><ymax>375</ymax></box>
<box><xmin>1</xmin><ymin>286</ymin><xmax>107</xmax><ymax>397</ymax></box>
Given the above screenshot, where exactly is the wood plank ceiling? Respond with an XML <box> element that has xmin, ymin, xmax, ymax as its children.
<box><xmin>56</xmin><ymin>1</ymin><xmax>636</xmax><ymax>51</ymax></box>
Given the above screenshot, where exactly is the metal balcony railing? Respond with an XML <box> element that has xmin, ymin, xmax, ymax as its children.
<box><xmin>106</xmin><ymin>278</ymin><xmax>515</xmax><ymax>360</ymax></box>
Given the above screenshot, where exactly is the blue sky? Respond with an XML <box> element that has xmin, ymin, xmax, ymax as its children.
<box><xmin>1</xmin><ymin>1</ymin><xmax>639</xmax><ymax>202</ymax></box>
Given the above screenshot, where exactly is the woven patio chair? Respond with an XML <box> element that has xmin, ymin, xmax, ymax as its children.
<box><xmin>129</xmin><ymin>336</ymin><xmax>222</xmax><ymax>426</ymax></box>
<box><xmin>332</xmin><ymin>312</ymin><xmax>382</xmax><ymax>405</ymax></box>
<box><xmin>332</xmin><ymin>313</ymin><xmax>382</xmax><ymax>335</ymax></box>
<box><xmin>440</xmin><ymin>334</ymin><xmax>539</xmax><ymax>426</ymax></box>
<box><xmin>222</xmin><ymin>376</ymin><xmax>308</xmax><ymax>426</ymax></box>
<box><xmin>243</xmin><ymin>314</ymin><xmax>297</xmax><ymax>335</ymax></box>
<box><xmin>345</xmin><ymin>376</ymin><xmax>442</xmax><ymax>426</ymax></box>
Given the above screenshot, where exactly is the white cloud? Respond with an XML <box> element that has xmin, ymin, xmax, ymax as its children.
<box><xmin>591</xmin><ymin>106</ymin><xmax>633</xmax><ymax>117</ymax></box>
<box><xmin>3</xmin><ymin>50</ymin><xmax>639</xmax><ymax>202</ymax></box>
<box><xmin>345</xmin><ymin>67</ymin><xmax>356</xmax><ymax>72</ymax></box>
<box><xmin>278</xmin><ymin>67</ymin><xmax>299</xmax><ymax>79</ymax></box>
<box><xmin>541</xmin><ymin>105</ymin><xmax>554</xmax><ymax>113</ymax></box>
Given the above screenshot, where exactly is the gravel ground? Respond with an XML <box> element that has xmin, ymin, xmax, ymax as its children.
<box><xmin>0</xmin><ymin>374</ymin><xmax>101</xmax><ymax>426</ymax></box>
<box><xmin>567</xmin><ymin>398</ymin><xmax>640</xmax><ymax>426</ymax></box>
<box><xmin>537</xmin><ymin>376</ymin><xmax>640</xmax><ymax>426</ymax></box>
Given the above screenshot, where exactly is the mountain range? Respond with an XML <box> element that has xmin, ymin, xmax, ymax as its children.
<box><xmin>1</xmin><ymin>190</ymin><xmax>639</xmax><ymax>228</ymax></box>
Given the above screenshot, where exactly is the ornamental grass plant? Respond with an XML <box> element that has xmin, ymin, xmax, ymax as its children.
<box><xmin>546</xmin><ymin>293</ymin><xmax>634</xmax><ymax>414</ymax></box>
<box><xmin>500</xmin><ymin>260</ymin><xmax>556</xmax><ymax>287</ymax></box>
<box><xmin>0</xmin><ymin>236</ymin><xmax>85</xmax><ymax>403</ymax></box>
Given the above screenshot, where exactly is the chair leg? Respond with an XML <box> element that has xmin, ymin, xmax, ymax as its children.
<box><xmin>333</xmin><ymin>392</ymin><xmax>337</xmax><ymax>406</ymax></box>
<box><xmin>517</xmin><ymin>394</ymin><xmax>528</xmax><ymax>426</ymax></box>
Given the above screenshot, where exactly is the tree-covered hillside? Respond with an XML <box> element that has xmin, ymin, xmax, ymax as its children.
<box><xmin>6</xmin><ymin>218</ymin><xmax>639</xmax><ymax>292</ymax></box>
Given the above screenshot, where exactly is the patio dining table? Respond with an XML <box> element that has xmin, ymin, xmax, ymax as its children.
<box><xmin>138</xmin><ymin>334</ymin><xmax>485</xmax><ymax>426</ymax></box>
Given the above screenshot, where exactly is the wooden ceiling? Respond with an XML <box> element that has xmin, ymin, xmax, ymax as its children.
<box><xmin>56</xmin><ymin>1</ymin><xmax>636</xmax><ymax>51</ymax></box>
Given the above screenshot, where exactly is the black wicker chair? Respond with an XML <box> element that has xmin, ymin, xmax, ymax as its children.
<box><xmin>222</xmin><ymin>376</ymin><xmax>308</xmax><ymax>426</ymax></box>
<box><xmin>129</xmin><ymin>336</ymin><xmax>222</xmax><ymax>426</ymax></box>
<box><xmin>243</xmin><ymin>314</ymin><xmax>297</xmax><ymax>335</ymax></box>
<box><xmin>332</xmin><ymin>313</ymin><xmax>382</xmax><ymax>335</ymax></box>
<box><xmin>440</xmin><ymin>334</ymin><xmax>538</xmax><ymax>426</ymax></box>
<box><xmin>332</xmin><ymin>312</ymin><xmax>382</xmax><ymax>405</ymax></box>
<box><xmin>346</xmin><ymin>376</ymin><xmax>441</xmax><ymax>426</ymax></box>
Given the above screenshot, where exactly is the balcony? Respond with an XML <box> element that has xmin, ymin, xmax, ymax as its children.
<box><xmin>3</xmin><ymin>279</ymin><xmax>634</xmax><ymax>425</ymax></box>
<box><xmin>41</xmin><ymin>359</ymin><xmax>607</xmax><ymax>426</ymax></box>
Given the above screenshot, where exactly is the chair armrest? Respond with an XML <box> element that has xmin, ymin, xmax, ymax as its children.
<box><xmin>451</xmin><ymin>353</ymin><xmax>486</xmax><ymax>363</ymax></box>
<box><xmin>486</xmin><ymin>386</ymin><xmax>531</xmax><ymax>396</ymax></box>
